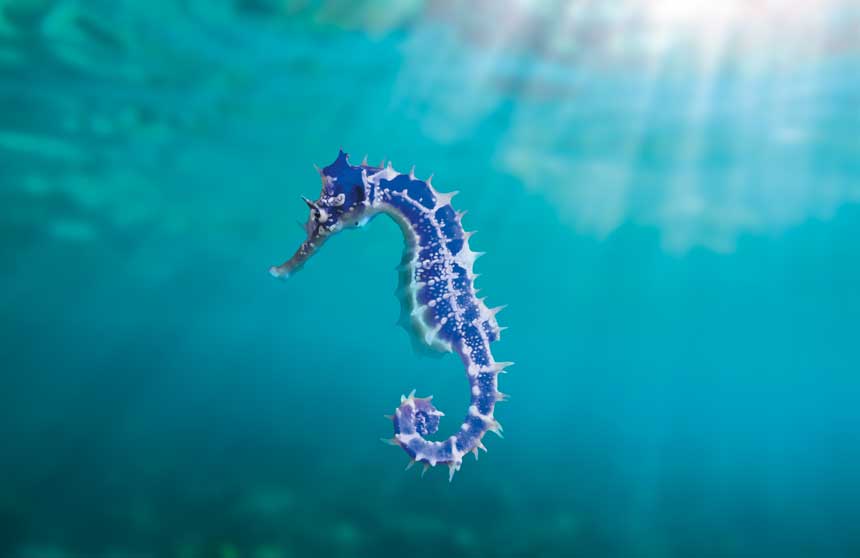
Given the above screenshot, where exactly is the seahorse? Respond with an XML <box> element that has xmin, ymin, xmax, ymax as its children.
<box><xmin>270</xmin><ymin>151</ymin><xmax>511</xmax><ymax>480</ymax></box>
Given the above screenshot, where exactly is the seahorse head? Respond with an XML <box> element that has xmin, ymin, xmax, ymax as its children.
<box><xmin>270</xmin><ymin>150</ymin><xmax>377</xmax><ymax>278</ymax></box>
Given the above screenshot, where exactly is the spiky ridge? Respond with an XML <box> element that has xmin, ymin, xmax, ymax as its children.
<box><xmin>274</xmin><ymin>151</ymin><xmax>511</xmax><ymax>480</ymax></box>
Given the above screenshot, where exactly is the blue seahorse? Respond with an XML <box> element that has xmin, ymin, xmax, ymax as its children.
<box><xmin>270</xmin><ymin>151</ymin><xmax>511</xmax><ymax>480</ymax></box>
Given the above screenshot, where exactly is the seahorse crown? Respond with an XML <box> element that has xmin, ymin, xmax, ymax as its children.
<box><xmin>271</xmin><ymin>150</ymin><xmax>511</xmax><ymax>480</ymax></box>
<box><xmin>318</xmin><ymin>151</ymin><xmax>368</xmax><ymax>214</ymax></box>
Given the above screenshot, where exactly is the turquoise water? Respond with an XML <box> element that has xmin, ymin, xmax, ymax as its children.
<box><xmin>2</xmin><ymin>1</ymin><xmax>860</xmax><ymax>557</ymax></box>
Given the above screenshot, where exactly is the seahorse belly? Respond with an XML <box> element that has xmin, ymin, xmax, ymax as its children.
<box><xmin>371</xmin><ymin>170</ymin><xmax>502</xmax><ymax>350</ymax></box>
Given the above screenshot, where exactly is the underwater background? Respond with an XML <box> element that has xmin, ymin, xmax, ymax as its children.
<box><xmin>2</xmin><ymin>1</ymin><xmax>859</xmax><ymax>557</ymax></box>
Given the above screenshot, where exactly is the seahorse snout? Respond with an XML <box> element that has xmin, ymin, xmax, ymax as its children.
<box><xmin>270</xmin><ymin>235</ymin><xmax>326</xmax><ymax>278</ymax></box>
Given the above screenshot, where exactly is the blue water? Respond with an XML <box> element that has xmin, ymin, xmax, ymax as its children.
<box><xmin>2</xmin><ymin>1</ymin><xmax>859</xmax><ymax>557</ymax></box>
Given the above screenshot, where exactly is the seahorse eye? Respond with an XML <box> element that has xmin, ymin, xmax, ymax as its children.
<box><xmin>314</xmin><ymin>207</ymin><xmax>329</xmax><ymax>223</ymax></box>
